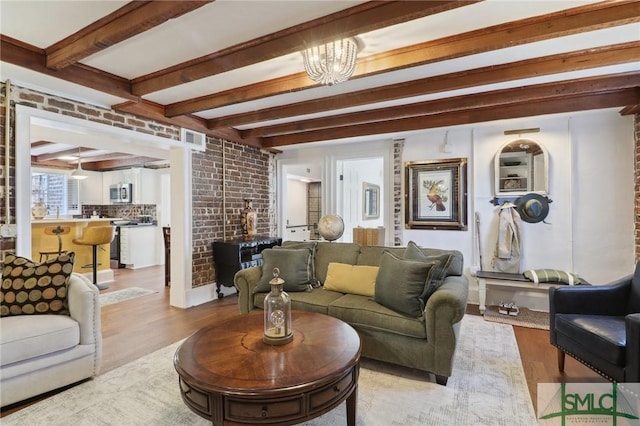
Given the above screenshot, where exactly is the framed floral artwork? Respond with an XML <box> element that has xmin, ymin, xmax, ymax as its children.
<box><xmin>404</xmin><ymin>158</ymin><xmax>468</xmax><ymax>230</ymax></box>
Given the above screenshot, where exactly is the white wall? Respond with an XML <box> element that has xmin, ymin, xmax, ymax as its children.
<box><xmin>286</xmin><ymin>178</ymin><xmax>308</xmax><ymax>226</ymax></box>
<box><xmin>276</xmin><ymin>108</ymin><xmax>636</xmax><ymax>308</ymax></box>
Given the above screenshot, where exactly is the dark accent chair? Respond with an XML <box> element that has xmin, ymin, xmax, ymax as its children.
<box><xmin>549</xmin><ymin>262</ymin><xmax>640</xmax><ymax>382</ymax></box>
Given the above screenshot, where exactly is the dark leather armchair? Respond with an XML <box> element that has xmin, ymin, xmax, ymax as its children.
<box><xmin>549</xmin><ymin>262</ymin><xmax>640</xmax><ymax>382</ymax></box>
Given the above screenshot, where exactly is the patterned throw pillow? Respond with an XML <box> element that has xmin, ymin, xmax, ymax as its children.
<box><xmin>1</xmin><ymin>252</ymin><xmax>75</xmax><ymax>317</ymax></box>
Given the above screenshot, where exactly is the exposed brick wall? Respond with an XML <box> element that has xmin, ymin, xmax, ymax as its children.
<box><xmin>1</xmin><ymin>83</ymin><xmax>275</xmax><ymax>287</ymax></box>
<box><xmin>191</xmin><ymin>138</ymin><xmax>274</xmax><ymax>287</ymax></box>
<box><xmin>635</xmin><ymin>113</ymin><xmax>640</xmax><ymax>262</ymax></box>
<box><xmin>393</xmin><ymin>139</ymin><xmax>404</xmax><ymax>246</ymax></box>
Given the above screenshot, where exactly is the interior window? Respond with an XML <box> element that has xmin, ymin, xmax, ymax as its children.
<box><xmin>31</xmin><ymin>171</ymin><xmax>80</xmax><ymax>216</ymax></box>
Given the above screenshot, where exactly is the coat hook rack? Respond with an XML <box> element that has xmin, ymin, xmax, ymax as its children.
<box><xmin>490</xmin><ymin>194</ymin><xmax>553</xmax><ymax>206</ymax></box>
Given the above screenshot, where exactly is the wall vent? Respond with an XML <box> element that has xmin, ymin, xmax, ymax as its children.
<box><xmin>181</xmin><ymin>128</ymin><xmax>206</xmax><ymax>152</ymax></box>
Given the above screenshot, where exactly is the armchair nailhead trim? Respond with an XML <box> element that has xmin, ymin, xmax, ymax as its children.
<box><xmin>553</xmin><ymin>344</ymin><xmax>616</xmax><ymax>383</ymax></box>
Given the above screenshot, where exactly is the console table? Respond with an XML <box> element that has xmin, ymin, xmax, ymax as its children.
<box><xmin>476</xmin><ymin>270</ymin><xmax>562</xmax><ymax>313</ymax></box>
<box><xmin>212</xmin><ymin>236</ymin><xmax>281</xmax><ymax>298</ymax></box>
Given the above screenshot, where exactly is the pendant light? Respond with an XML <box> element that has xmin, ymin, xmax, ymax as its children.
<box><xmin>71</xmin><ymin>147</ymin><xmax>88</xmax><ymax>180</ymax></box>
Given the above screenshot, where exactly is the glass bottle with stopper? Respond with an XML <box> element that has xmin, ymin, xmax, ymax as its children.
<box><xmin>263</xmin><ymin>267</ymin><xmax>293</xmax><ymax>345</ymax></box>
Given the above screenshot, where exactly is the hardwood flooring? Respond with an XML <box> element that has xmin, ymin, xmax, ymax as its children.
<box><xmin>2</xmin><ymin>266</ymin><xmax>604</xmax><ymax>417</ymax></box>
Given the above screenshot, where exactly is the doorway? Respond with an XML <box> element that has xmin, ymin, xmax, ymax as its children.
<box><xmin>337</xmin><ymin>157</ymin><xmax>384</xmax><ymax>243</ymax></box>
<box><xmin>14</xmin><ymin>105</ymin><xmax>193</xmax><ymax>308</ymax></box>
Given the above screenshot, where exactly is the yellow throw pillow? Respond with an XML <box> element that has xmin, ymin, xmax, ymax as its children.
<box><xmin>323</xmin><ymin>262</ymin><xmax>379</xmax><ymax>297</ymax></box>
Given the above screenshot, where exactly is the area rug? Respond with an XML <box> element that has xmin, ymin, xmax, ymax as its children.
<box><xmin>484</xmin><ymin>304</ymin><xmax>550</xmax><ymax>330</ymax></box>
<box><xmin>99</xmin><ymin>287</ymin><xmax>158</xmax><ymax>307</ymax></box>
<box><xmin>2</xmin><ymin>315</ymin><xmax>537</xmax><ymax>426</ymax></box>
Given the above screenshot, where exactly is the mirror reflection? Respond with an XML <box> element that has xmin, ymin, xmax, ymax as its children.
<box><xmin>363</xmin><ymin>182</ymin><xmax>380</xmax><ymax>219</ymax></box>
<box><xmin>495</xmin><ymin>138</ymin><xmax>548</xmax><ymax>196</ymax></box>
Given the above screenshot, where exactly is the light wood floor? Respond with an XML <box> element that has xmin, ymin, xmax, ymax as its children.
<box><xmin>2</xmin><ymin>265</ymin><xmax>604</xmax><ymax>417</ymax></box>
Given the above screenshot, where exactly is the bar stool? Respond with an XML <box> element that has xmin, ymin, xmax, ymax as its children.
<box><xmin>39</xmin><ymin>225</ymin><xmax>71</xmax><ymax>262</ymax></box>
<box><xmin>73</xmin><ymin>226</ymin><xmax>115</xmax><ymax>290</ymax></box>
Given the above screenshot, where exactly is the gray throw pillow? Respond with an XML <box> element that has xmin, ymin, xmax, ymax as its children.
<box><xmin>403</xmin><ymin>241</ymin><xmax>454</xmax><ymax>303</ymax></box>
<box><xmin>254</xmin><ymin>248</ymin><xmax>313</xmax><ymax>293</ymax></box>
<box><xmin>374</xmin><ymin>251</ymin><xmax>437</xmax><ymax>319</ymax></box>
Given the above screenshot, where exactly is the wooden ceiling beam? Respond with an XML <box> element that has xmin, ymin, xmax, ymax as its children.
<box><xmin>35</xmin><ymin>146</ymin><xmax>98</xmax><ymax>162</ymax></box>
<box><xmin>210</xmin><ymin>42</ymin><xmax>640</xmax><ymax>128</ymax></box>
<box><xmin>1</xmin><ymin>35</ymin><xmax>137</xmax><ymax>101</ymax></box>
<box><xmin>46</xmin><ymin>1</ymin><xmax>212</xmax><ymax>70</ymax></box>
<box><xmin>169</xmin><ymin>1</ymin><xmax>640</xmax><ymax>117</ymax></box>
<box><xmin>132</xmin><ymin>1</ymin><xmax>476</xmax><ymax>96</ymax></box>
<box><xmin>81</xmin><ymin>157</ymin><xmax>165</xmax><ymax>171</ymax></box>
<box><xmin>260</xmin><ymin>89</ymin><xmax>639</xmax><ymax>148</ymax></box>
<box><xmin>244</xmin><ymin>72</ymin><xmax>640</xmax><ymax>138</ymax></box>
<box><xmin>113</xmin><ymin>99</ymin><xmax>261</xmax><ymax>147</ymax></box>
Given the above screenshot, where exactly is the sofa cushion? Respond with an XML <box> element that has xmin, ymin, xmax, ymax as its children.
<box><xmin>254</xmin><ymin>288</ymin><xmax>344</xmax><ymax>315</ymax></box>
<box><xmin>323</xmin><ymin>263</ymin><xmax>379</xmax><ymax>297</ymax></box>
<box><xmin>403</xmin><ymin>241</ymin><xmax>455</xmax><ymax>302</ymax></box>
<box><xmin>1</xmin><ymin>252</ymin><xmax>75</xmax><ymax>317</ymax></box>
<box><xmin>328</xmin><ymin>294</ymin><xmax>427</xmax><ymax>339</ymax></box>
<box><xmin>374</xmin><ymin>251</ymin><xmax>437</xmax><ymax>319</ymax></box>
<box><xmin>254</xmin><ymin>248</ymin><xmax>314</xmax><ymax>293</ymax></box>
<box><xmin>314</xmin><ymin>242</ymin><xmax>361</xmax><ymax>285</ymax></box>
<box><xmin>0</xmin><ymin>314</ymin><xmax>80</xmax><ymax>365</ymax></box>
<box><xmin>279</xmin><ymin>241</ymin><xmax>318</xmax><ymax>285</ymax></box>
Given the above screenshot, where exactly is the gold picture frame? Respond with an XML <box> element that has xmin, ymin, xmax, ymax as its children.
<box><xmin>404</xmin><ymin>158</ymin><xmax>468</xmax><ymax>230</ymax></box>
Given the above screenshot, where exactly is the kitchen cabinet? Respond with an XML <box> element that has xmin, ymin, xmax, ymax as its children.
<box><xmin>79</xmin><ymin>171</ymin><xmax>103</xmax><ymax>205</ymax></box>
<box><xmin>285</xmin><ymin>225</ymin><xmax>310</xmax><ymax>241</ymax></box>
<box><xmin>119</xmin><ymin>225</ymin><xmax>157</xmax><ymax>269</ymax></box>
<box><xmin>103</xmin><ymin>168</ymin><xmax>158</xmax><ymax>205</ymax></box>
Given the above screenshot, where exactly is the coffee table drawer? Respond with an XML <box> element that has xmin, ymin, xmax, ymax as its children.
<box><xmin>310</xmin><ymin>370</ymin><xmax>355</xmax><ymax>412</ymax></box>
<box><xmin>225</xmin><ymin>396</ymin><xmax>304</xmax><ymax>423</ymax></box>
<box><xmin>179</xmin><ymin>378</ymin><xmax>210</xmax><ymax>416</ymax></box>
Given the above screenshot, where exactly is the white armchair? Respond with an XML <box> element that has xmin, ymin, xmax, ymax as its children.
<box><xmin>0</xmin><ymin>273</ymin><xmax>102</xmax><ymax>407</ymax></box>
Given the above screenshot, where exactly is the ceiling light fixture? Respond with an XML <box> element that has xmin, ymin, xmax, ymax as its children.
<box><xmin>70</xmin><ymin>148</ymin><xmax>88</xmax><ymax>180</ymax></box>
<box><xmin>302</xmin><ymin>37</ymin><xmax>359</xmax><ymax>86</ymax></box>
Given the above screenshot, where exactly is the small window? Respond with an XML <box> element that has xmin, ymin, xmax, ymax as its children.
<box><xmin>31</xmin><ymin>171</ymin><xmax>80</xmax><ymax>216</ymax></box>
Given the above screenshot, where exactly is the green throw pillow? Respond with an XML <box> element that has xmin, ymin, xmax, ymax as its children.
<box><xmin>1</xmin><ymin>252</ymin><xmax>75</xmax><ymax>317</ymax></box>
<box><xmin>279</xmin><ymin>241</ymin><xmax>318</xmax><ymax>286</ymax></box>
<box><xmin>374</xmin><ymin>251</ymin><xmax>438</xmax><ymax>319</ymax></box>
<box><xmin>403</xmin><ymin>241</ymin><xmax>454</xmax><ymax>302</ymax></box>
<box><xmin>254</xmin><ymin>248</ymin><xmax>313</xmax><ymax>293</ymax></box>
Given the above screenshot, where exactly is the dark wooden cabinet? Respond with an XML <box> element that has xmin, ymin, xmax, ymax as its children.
<box><xmin>212</xmin><ymin>236</ymin><xmax>281</xmax><ymax>298</ymax></box>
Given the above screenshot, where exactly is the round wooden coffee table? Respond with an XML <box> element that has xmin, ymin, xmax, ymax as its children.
<box><xmin>174</xmin><ymin>310</ymin><xmax>361</xmax><ymax>426</ymax></box>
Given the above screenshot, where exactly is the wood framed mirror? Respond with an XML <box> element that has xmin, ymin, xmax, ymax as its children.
<box><xmin>494</xmin><ymin>138</ymin><xmax>549</xmax><ymax>196</ymax></box>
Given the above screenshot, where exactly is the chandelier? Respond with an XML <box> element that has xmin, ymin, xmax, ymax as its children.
<box><xmin>302</xmin><ymin>38</ymin><xmax>359</xmax><ymax>86</ymax></box>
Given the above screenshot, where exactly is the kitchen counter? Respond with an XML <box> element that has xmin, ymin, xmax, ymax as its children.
<box><xmin>31</xmin><ymin>218</ymin><xmax>116</xmax><ymax>274</ymax></box>
<box><xmin>32</xmin><ymin>218</ymin><xmax>121</xmax><ymax>224</ymax></box>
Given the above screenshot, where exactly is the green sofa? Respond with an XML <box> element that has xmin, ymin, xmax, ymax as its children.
<box><xmin>234</xmin><ymin>241</ymin><xmax>469</xmax><ymax>385</ymax></box>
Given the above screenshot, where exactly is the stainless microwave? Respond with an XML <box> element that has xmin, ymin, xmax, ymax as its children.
<box><xmin>110</xmin><ymin>183</ymin><xmax>132</xmax><ymax>203</ymax></box>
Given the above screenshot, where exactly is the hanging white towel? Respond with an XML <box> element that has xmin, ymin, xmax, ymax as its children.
<box><xmin>492</xmin><ymin>203</ymin><xmax>522</xmax><ymax>273</ymax></box>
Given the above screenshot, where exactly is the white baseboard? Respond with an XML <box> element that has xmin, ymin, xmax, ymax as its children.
<box><xmin>187</xmin><ymin>282</ymin><xmax>237</xmax><ymax>307</ymax></box>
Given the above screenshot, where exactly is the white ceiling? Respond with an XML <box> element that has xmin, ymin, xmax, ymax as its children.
<box><xmin>1</xmin><ymin>0</ymin><xmax>638</xmax><ymax>152</ymax></box>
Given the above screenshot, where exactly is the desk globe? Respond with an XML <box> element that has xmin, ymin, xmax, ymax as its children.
<box><xmin>318</xmin><ymin>214</ymin><xmax>344</xmax><ymax>241</ymax></box>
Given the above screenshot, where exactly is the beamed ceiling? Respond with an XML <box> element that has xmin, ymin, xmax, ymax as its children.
<box><xmin>1</xmin><ymin>0</ymin><xmax>639</xmax><ymax>167</ymax></box>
